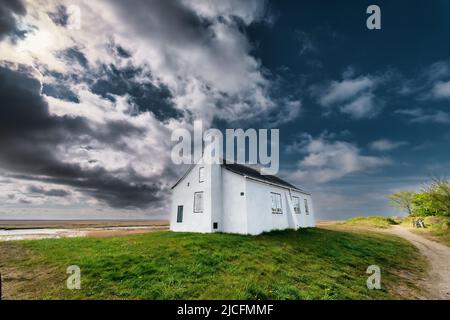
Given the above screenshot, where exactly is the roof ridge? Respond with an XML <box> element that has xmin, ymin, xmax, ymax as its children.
<box><xmin>221</xmin><ymin>161</ymin><xmax>308</xmax><ymax>194</ymax></box>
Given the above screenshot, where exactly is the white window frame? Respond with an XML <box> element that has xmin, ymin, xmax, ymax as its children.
<box><xmin>270</xmin><ymin>192</ymin><xmax>283</xmax><ymax>214</ymax></box>
<box><xmin>292</xmin><ymin>196</ymin><xmax>301</xmax><ymax>214</ymax></box>
<box><xmin>304</xmin><ymin>198</ymin><xmax>310</xmax><ymax>215</ymax></box>
<box><xmin>194</xmin><ymin>192</ymin><xmax>204</xmax><ymax>213</ymax></box>
<box><xmin>199</xmin><ymin>167</ymin><xmax>205</xmax><ymax>183</ymax></box>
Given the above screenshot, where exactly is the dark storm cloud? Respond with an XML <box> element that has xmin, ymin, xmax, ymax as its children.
<box><xmin>90</xmin><ymin>63</ymin><xmax>181</xmax><ymax>121</ymax></box>
<box><xmin>42</xmin><ymin>83</ymin><xmax>80</xmax><ymax>103</ymax></box>
<box><xmin>109</xmin><ymin>0</ymin><xmax>211</xmax><ymax>45</ymax></box>
<box><xmin>115</xmin><ymin>45</ymin><xmax>132</xmax><ymax>59</ymax></box>
<box><xmin>107</xmin><ymin>41</ymin><xmax>132</xmax><ymax>59</ymax></box>
<box><xmin>44</xmin><ymin>46</ymin><xmax>181</xmax><ymax>122</ymax></box>
<box><xmin>10</xmin><ymin>167</ymin><xmax>165</xmax><ymax>209</ymax></box>
<box><xmin>0</xmin><ymin>63</ymin><xmax>87</xmax><ymax>136</ymax></box>
<box><xmin>62</xmin><ymin>48</ymin><xmax>89</xmax><ymax>68</ymax></box>
<box><xmin>0</xmin><ymin>63</ymin><xmax>167</xmax><ymax>209</ymax></box>
<box><xmin>41</xmin><ymin>48</ymin><xmax>87</xmax><ymax>90</ymax></box>
<box><xmin>27</xmin><ymin>185</ymin><xmax>70</xmax><ymax>197</ymax></box>
<box><xmin>48</xmin><ymin>5</ymin><xmax>69</xmax><ymax>27</ymax></box>
<box><xmin>0</xmin><ymin>0</ymin><xmax>26</xmax><ymax>40</ymax></box>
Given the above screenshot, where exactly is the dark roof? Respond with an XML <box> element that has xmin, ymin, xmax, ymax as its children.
<box><xmin>171</xmin><ymin>160</ymin><xmax>309</xmax><ymax>194</ymax></box>
<box><xmin>171</xmin><ymin>164</ymin><xmax>196</xmax><ymax>189</ymax></box>
<box><xmin>221</xmin><ymin>161</ymin><xmax>308</xmax><ymax>194</ymax></box>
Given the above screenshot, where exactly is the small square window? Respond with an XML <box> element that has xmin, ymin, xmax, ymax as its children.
<box><xmin>270</xmin><ymin>192</ymin><xmax>283</xmax><ymax>214</ymax></box>
<box><xmin>240</xmin><ymin>192</ymin><xmax>244</xmax><ymax>196</ymax></box>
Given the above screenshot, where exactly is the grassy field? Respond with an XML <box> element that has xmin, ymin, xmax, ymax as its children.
<box><xmin>0</xmin><ymin>228</ymin><xmax>425</xmax><ymax>300</ymax></box>
<box><xmin>402</xmin><ymin>216</ymin><xmax>450</xmax><ymax>247</ymax></box>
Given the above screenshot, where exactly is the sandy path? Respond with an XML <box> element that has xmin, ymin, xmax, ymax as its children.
<box><xmin>388</xmin><ymin>225</ymin><xmax>450</xmax><ymax>300</ymax></box>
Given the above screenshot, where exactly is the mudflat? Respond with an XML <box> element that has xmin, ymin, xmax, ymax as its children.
<box><xmin>0</xmin><ymin>220</ymin><xmax>169</xmax><ymax>230</ymax></box>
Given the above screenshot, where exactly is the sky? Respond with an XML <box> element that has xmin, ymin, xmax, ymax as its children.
<box><xmin>0</xmin><ymin>0</ymin><xmax>449</xmax><ymax>220</ymax></box>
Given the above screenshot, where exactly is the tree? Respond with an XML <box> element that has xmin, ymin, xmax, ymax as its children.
<box><xmin>423</xmin><ymin>177</ymin><xmax>450</xmax><ymax>216</ymax></box>
<box><xmin>388</xmin><ymin>191</ymin><xmax>416</xmax><ymax>215</ymax></box>
<box><xmin>411</xmin><ymin>192</ymin><xmax>438</xmax><ymax>216</ymax></box>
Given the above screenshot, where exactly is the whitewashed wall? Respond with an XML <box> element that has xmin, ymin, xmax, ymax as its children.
<box><xmin>209</xmin><ymin>163</ymin><xmax>223</xmax><ymax>233</ymax></box>
<box><xmin>171</xmin><ymin>164</ymin><xmax>315</xmax><ymax>234</ymax></box>
<box><xmin>242</xmin><ymin>177</ymin><xmax>315</xmax><ymax>234</ymax></box>
<box><xmin>170</xmin><ymin>163</ymin><xmax>212</xmax><ymax>233</ymax></box>
<box><xmin>300</xmin><ymin>193</ymin><xmax>315</xmax><ymax>228</ymax></box>
<box><xmin>221</xmin><ymin>168</ymin><xmax>247</xmax><ymax>234</ymax></box>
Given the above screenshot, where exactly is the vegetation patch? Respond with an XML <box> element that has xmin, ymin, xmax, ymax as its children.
<box><xmin>341</xmin><ymin>216</ymin><xmax>399</xmax><ymax>229</ymax></box>
<box><xmin>0</xmin><ymin>228</ymin><xmax>424</xmax><ymax>300</ymax></box>
<box><xmin>402</xmin><ymin>216</ymin><xmax>450</xmax><ymax>247</ymax></box>
<box><xmin>388</xmin><ymin>177</ymin><xmax>450</xmax><ymax>247</ymax></box>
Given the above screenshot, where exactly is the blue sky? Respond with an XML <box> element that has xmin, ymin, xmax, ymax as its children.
<box><xmin>243</xmin><ymin>0</ymin><xmax>450</xmax><ymax>219</ymax></box>
<box><xmin>0</xmin><ymin>0</ymin><xmax>449</xmax><ymax>220</ymax></box>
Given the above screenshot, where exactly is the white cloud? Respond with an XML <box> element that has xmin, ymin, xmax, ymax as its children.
<box><xmin>291</xmin><ymin>134</ymin><xmax>391</xmax><ymax>183</ymax></box>
<box><xmin>432</xmin><ymin>81</ymin><xmax>450</xmax><ymax>99</ymax></box>
<box><xmin>339</xmin><ymin>93</ymin><xmax>379</xmax><ymax>119</ymax></box>
<box><xmin>79</xmin><ymin>0</ymin><xmax>284</xmax><ymax>124</ymax></box>
<box><xmin>182</xmin><ymin>0</ymin><xmax>268</xmax><ymax>25</ymax></box>
<box><xmin>1</xmin><ymin>0</ymin><xmax>286</xmax><ymax>125</ymax></box>
<box><xmin>318</xmin><ymin>76</ymin><xmax>374</xmax><ymax>107</ymax></box>
<box><xmin>369</xmin><ymin>139</ymin><xmax>408</xmax><ymax>152</ymax></box>
<box><xmin>396</xmin><ymin>108</ymin><xmax>450</xmax><ymax>124</ymax></box>
<box><xmin>402</xmin><ymin>61</ymin><xmax>450</xmax><ymax>100</ymax></box>
<box><xmin>314</xmin><ymin>73</ymin><xmax>382</xmax><ymax>119</ymax></box>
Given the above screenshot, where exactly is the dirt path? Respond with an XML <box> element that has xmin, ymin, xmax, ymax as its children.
<box><xmin>388</xmin><ymin>225</ymin><xmax>450</xmax><ymax>299</ymax></box>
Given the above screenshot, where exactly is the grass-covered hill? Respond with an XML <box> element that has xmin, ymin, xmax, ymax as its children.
<box><xmin>340</xmin><ymin>216</ymin><xmax>400</xmax><ymax>229</ymax></box>
<box><xmin>0</xmin><ymin>228</ymin><xmax>424</xmax><ymax>300</ymax></box>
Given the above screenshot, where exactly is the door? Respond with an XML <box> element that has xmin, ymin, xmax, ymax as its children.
<box><xmin>177</xmin><ymin>205</ymin><xmax>183</xmax><ymax>223</ymax></box>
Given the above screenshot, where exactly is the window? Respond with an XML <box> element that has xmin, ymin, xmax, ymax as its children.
<box><xmin>270</xmin><ymin>192</ymin><xmax>283</xmax><ymax>214</ymax></box>
<box><xmin>213</xmin><ymin>222</ymin><xmax>218</xmax><ymax>229</ymax></box>
<box><xmin>177</xmin><ymin>206</ymin><xmax>183</xmax><ymax>223</ymax></box>
<box><xmin>194</xmin><ymin>192</ymin><xmax>204</xmax><ymax>213</ymax></box>
<box><xmin>199</xmin><ymin>167</ymin><xmax>205</xmax><ymax>183</ymax></box>
<box><xmin>292</xmin><ymin>196</ymin><xmax>301</xmax><ymax>214</ymax></box>
<box><xmin>304</xmin><ymin>198</ymin><xmax>310</xmax><ymax>215</ymax></box>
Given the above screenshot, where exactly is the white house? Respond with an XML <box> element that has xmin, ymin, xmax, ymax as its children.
<box><xmin>170</xmin><ymin>159</ymin><xmax>315</xmax><ymax>235</ymax></box>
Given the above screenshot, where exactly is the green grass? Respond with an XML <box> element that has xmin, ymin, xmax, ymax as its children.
<box><xmin>0</xmin><ymin>228</ymin><xmax>424</xmax><ymax>300</ymax></box>
<box><xmin>341</xmin><ymin>216</ymin><xmax>399</xmax><ymax>229</ymax></box>
<box><xmin>402</xmin><ymin>216</ymin><xmax>450</xmax><ymax>247</ymax></box>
